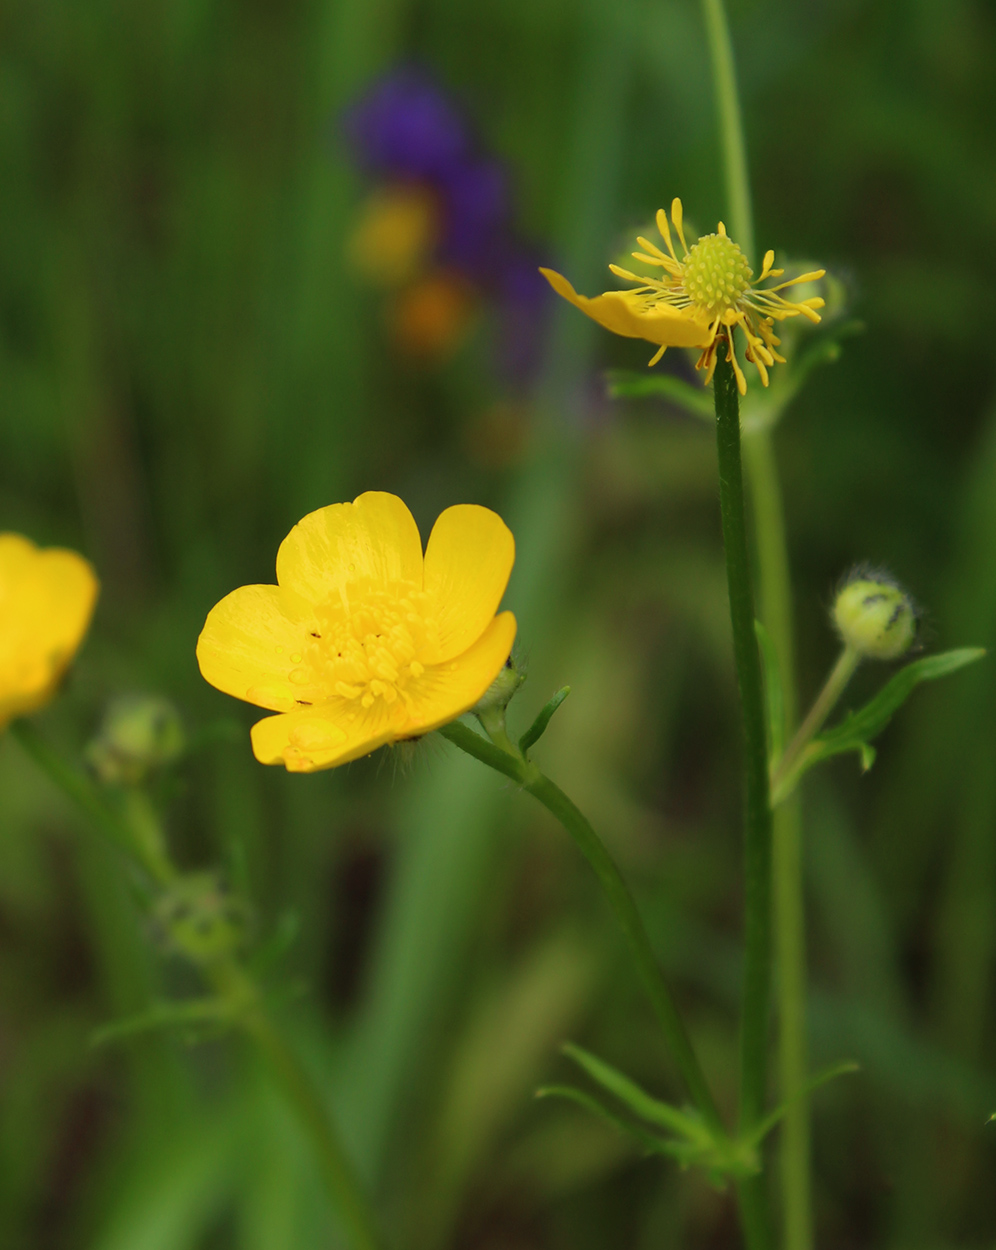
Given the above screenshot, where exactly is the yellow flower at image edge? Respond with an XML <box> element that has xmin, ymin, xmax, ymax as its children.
<box><xmin>0</xmin><ymin>534</ymin><xmax>99</xmax><ymax>729</ymax></box>
<box><xmin>196</xmin><ymin>492</ymin><xmax>517</xmax><ymax>773</ymax></box>
<box><xmin>541</xmin><ymin>197</ymin><xmax>826</xmax><ymax>395</ymax></box>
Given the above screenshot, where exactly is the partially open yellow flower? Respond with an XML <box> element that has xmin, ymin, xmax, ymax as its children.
<box><xmin>196</xmin><ymin>492</ymin><xmax>517</xmax><ymax>772</ymax></box>
<box><xmin>541</xmin><ymin>198</ymin><xmax>826</xmax><ymax>395</ymax></box>
<box><xmin>0</xmin><ymin>534</ymin><xmax>99</xmax><ymax>729</ymax></box>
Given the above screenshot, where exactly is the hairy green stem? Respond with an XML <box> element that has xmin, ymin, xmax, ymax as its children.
<box><xmin>713</xmin><ymin>353</ymin><xmax>773</xmax><ymax>1250</ymax></box>
<box><xmin>438</xmin><ymin>719</ymin><xmax>724</xmax><ymax>1137</ymax></box>
<box><xmin>12</xmin><ymin>719</ymin><xmax>383</xmax><ymax>1250</ymax></box>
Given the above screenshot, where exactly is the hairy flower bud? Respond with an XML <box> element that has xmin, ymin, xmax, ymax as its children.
<box><xmin>473</xmin><ymin>654</ymin><xmax>525</xmax><ymax>715</ymax></box>
<box><xmin>153</xmin><ymin>872</ymin><xmax>248</xmax><ymax>964</ymax></box>
<box><xmin>832</xmin><ymin>568</ymin><xmax>917</xmax><ymax>661</ymax></box>
<box><xmin>87</xmin><ymin>694</ymin><xmax>184</xmax><ymax>785</ymax></box>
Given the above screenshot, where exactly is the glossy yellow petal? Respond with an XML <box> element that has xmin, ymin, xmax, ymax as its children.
<box><xmin>196</xmin><ymin>584</ymin><xmax>310</xmax><ymax>712</ymax></box>
<box><xmin>404</xmin><ymin>610</ymin><xmax>517</xmax><ymax>735</ymax></box>
<box><xmin>0</xmin><ymin>534</ymin><xmax>98</xmax><ymax>727</ymax></box>
<box><xmin>250</xmin><ymin>701</ymin><xmax>397</xmax><ymax>773</ymax></box>
<box><xmin>422</xmin><ymin>504</ymin><xmax>514</xmax><ymax>663</ymax></box>
<box><xmin>275</xmin><ymin>491</ymin><xmax>423</xmax><ymax>606</ymax></box>
<box><xmin>539</xmin><ymin>269</ymin><xmax>712</xmax><ymax>348</ymax></box>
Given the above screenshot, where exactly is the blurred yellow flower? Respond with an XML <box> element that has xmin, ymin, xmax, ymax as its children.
<box><xmin>541</xmin><ymin>198</ymin><xmax>825</xmax><ymax>395</ymax></box>
<box><xmin>0</xmin><ymin>534</ymin><xmax>99</xmax><ymax>729</ymax></box>
<box><xmin>347</xmin><ymin>184</ymin><xmax>439</xmax><ymax>286</ymax></box>
<box><xmin>197</xmin><ymin>492</ymin><xmax>516</xmax><ymax>773</ymax></box>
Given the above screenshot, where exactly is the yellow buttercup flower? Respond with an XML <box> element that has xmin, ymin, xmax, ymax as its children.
<box><xmin>541</xmin><ymin>198</ymin><xmax>826</xmax><ymax>395</ymax></box>
<box><xmin>0</xmin><ymin>533</ymin><xmax>99</xmax><ymax>729</ymax></box>
<box><xmin>196</xmin><ymin>492</ymin><xmax>517</xmax><ymax>773</ymax></box>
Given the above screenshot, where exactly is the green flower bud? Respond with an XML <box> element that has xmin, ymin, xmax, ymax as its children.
<box><xmin>832</xmin><ymin>567</ymin><xmax>917</xmax><ymax>661</ymax></box>
<box><xmin>87</xmin><ymin>695</ymin><xmax>184</xmax><ymax>785</ymax></box>
<box><xmin>153</xmin><ymin>872</ymin><xmax>248</xmax><ymax>964</ymax></box>
<box><xmin>473</xmin><ymin>654</ymin><xmax>525</xmax><ymax>716</ymax></box>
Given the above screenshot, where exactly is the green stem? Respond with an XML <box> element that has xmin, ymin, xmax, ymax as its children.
<box><xmin>11</xmin><ymin>719</ymin><xmax>175</xmax><ymax>886</ymax></box>
<box><xmin>713</xmin><ymin>353</ymin><xmax>773</xmax><ymax>1250</ymax></box>
<box><xmin>210</xmin><ymin>961</ymin><xmax>384</xmax><ymax>1250</ymax></box>
<box><xmin>744</xmin><ymin>430</ymin><xmax>811</xmax><ymax>1250</ymax></box>
<box><xmin>742</xmin><ymin>431</ymin><xmax>795</xmax><ymax>728</ymax></box>
<box><xmin>701</xmin><ymin>0</ymin><xmax>818</xmax><ymax>1238</ymax></box>
<box><xmin>700</xmin><ymin>0</ymin><xmax>754</xmax><ymax>262</ymax></box>
<box><xmin>438</xmin><ymin>719</ymin><xmax>725</xmax><ymax>1138</ymax></box>
<box><xmin>13</xmin><ymin>720</ymin><xmax>383</xmax><ymax>1250</ymax></box>
<box><xmin>773</xmin><ymin>648</ymin><xmax>860</xmax><ymax>792</ymax></box>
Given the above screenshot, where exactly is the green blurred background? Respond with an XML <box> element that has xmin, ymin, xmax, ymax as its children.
<box><xmin>2</xmin><ymin>0</ymin><xmax>996</xmax><ymax>1246</ymax></box>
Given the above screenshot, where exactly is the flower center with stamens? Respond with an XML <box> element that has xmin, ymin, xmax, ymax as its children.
<box><xmin>683</xmin><ymin>234</ymin><xmax>753</xmax><ymax>319</ymax></box>
<box><xmin>291</xmin><ymin>583</ymin><xmax>439</xmax><ymax>713</ymax></box>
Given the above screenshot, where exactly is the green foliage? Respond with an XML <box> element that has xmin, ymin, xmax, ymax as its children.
<box><xmin>2</xmin><ymin>0</ymin><xmax>996</xmax><ymax>1245</ymax></box>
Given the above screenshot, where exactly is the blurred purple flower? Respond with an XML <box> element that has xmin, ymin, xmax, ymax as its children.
<box><xmin>341</xmin><ymin>69</ymin><xmax>469</xmax><ymax>181</ymax></box>
<box><xmin>342</xmin><ymin>66</ymin><xmax>552</xmax><ymax>385</ymax></box>
<box><xmin>437</xmin><ymin>159</ymin><xmax>510</xmax><ymax>277</ymax></box>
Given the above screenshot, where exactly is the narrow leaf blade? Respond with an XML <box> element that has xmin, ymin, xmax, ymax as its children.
<box><xmin>605</xmin><ymin>370</ymin><xmax>714</xmax><ymax>417</ymax></box>
<box><xmin>536</xmin><ymin>1085</ymin><xmax>695</xmax><ymax>1160</ymax></box>
<box><xmin>519</xmin><ymin>686</ymin><xmax>571</xmax><ymax>754</ymax></box>
<box><xmin>562</xmin><ymin>1042</ymin><xmax>707</xmax><ymax>1141</ymax></box>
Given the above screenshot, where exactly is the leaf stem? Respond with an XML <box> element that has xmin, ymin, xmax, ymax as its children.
<box><xmin>773</xmin><ymin>648</ymin><xmax>861</xmax><ymax>791</ymax></box>
<box><xmin>438</xmin><ymin>719</ymin><xmax>725</xmax><ymax>1138</ymax></box>
<box><xmin>713</xmin><ymin>352</ymin><xmax>774</xmax><ymax>1250</ymax></box>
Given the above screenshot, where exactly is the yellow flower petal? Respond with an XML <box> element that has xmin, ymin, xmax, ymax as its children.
<box><xmin>0</xmin><ymin>534</ymin><xmax>99</xmax><ymax>727</ymax></box>
<box><xmin>275</xmin><ymin>491</ymin><xmax>423</xmax><ymax>605</ymax></box>
<box><xmin>199</xmin><ymin>494</ymin><xmax>518</xmax><ymax>771</ymax></box>
<box><xmin>196</xmin><ymin>584</ymin><xmax>308</xmax><ymax>712</ymax></box>
<box><xmin>422</xmin><ymin>504</ymin><xmax>514</xmax><ymax>664</ymax></box>
<box><xmin>250</xmin><ymin>701</ymin><xmax>397</xmax><ymax>773</ymax></box>
<box><xmin>538</xmin><ymin>269</ymin><xmax>713</xmax><ymax>348</ymax></box>
<box><xmin>404</xmin><ymin>610</ymin><xmax>517</xmax><ymax>735</ymax></box>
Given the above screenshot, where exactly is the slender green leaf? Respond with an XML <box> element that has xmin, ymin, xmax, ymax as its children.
<box><xmin>818</xmin><ymin>649</ymin><xmax>985</xmax><ymax>751</ymax></box>
<box><xmin>561</xmin><ymin>1041</ymin><xmax>708</xmax><ymax>1141</ymax></box>
<box><xmin>748</xmin><ymin>1060</ymin><xmax>860</xmax><ymax>1146</ymax></box>
<box><xmin>605</xmin><ymin>369</ymin><xmax>714</xmax><ymax>417</ymax></box>
<box><xmin>91</xmin><ymin>998</ymin><xmax>234</xmax><ymax>1048</ymax></box>
<box><xmin>519</xmin><ymin>686</ymin><xmax>571</xmax><ymax>754</ymax></box>
<box><xmin>535</xmin><ymin>1085</ymin><xmax>695</xmax><ymax>1161</ymax></box>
